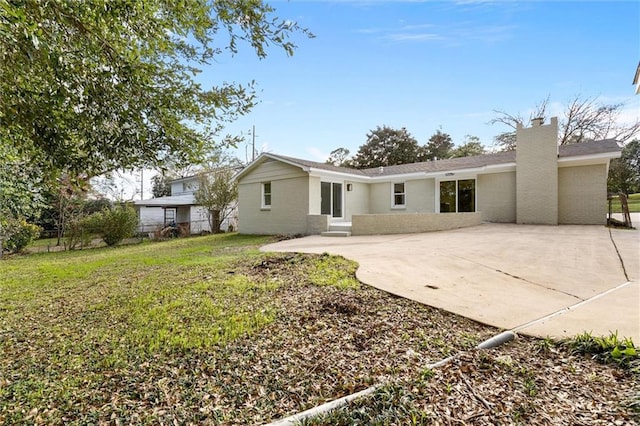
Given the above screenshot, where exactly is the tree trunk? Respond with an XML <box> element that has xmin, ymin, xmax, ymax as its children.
<box><xmin>212</xmin><ymin>209</ymin><xmax>221</xmax><ymax>233</ymax></box>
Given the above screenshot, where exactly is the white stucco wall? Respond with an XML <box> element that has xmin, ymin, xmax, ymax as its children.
<box><xmin>369</xmin><ymin>179</ymin><xmax>435</xmax><ymax>214</ymax></box>
<box><xmin>477</xmin><ymin>172</ymin><xmax>516</xmax><ymax>223</ymax></box>
<box><xmin>308</xmin><ymin>176</ymin><xmax>321</xmax><ymax>215</ymax></box>
<box><xmin>344</xmin><ymin>181</ymin><xmax>370</xmax><ymax>220</ymax></box>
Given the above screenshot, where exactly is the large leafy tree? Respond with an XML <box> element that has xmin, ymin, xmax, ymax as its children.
<box><xmin>0</xmin><ymin>0</ymin><xmax>310</xmax><ymax>177</ymax></box>
<box><xmin>151</xmin><ymin>173</ymin><xmax>174</xmax><ymax>198</ymax></box>
<box><xmin>423</xmin><ymin>129</ymin><xmax>454</xmax><ymax>161</ymax></box>
<box><xmin>608</xmin><ymin>140</ymin><xmax>640</xmax><ymax>195</ymax></box>
<box><xmin>490</xmin><ymin>95</ymin><xmax>640</xmax><ymax>150</ymax></box>
<box><xmin>351</xmin><ymin>126</ymin><xmax>423</xmax><ymax>169</ymax></box>
<box><xmin>0</xmin><ymin>141</ymin><xmax>45</xmax><ymax>251</ymax></box>
<box><xmin>450</xmin><ymin>135</ymin><xmax>485</xmax><ymax>158</ymax></box>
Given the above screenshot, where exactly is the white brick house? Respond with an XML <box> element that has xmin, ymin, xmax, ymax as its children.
<box><xmin>234</xmin><ymin>118</ymin><xmax>621</xmax><ymax>236</ymax></box>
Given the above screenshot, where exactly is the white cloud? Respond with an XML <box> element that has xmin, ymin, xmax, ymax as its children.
<box><xmin>386</xmin><ymin>32</ymin><xmax>444</xmax><ymax>42</ymax></box>
<box><xmin>306</xmin><ymin>146</ymin><xmax>330</xmax><ymax>162</ymax></box>
<box><xmin>357</xmin><ymin>21</ymin><xmax>515</xmax><ymax>45</ymax></box>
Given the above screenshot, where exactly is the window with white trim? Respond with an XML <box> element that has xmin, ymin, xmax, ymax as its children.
<box><xmin>392</xmin><ymin>182</ymin><xmax>406</xmax><ymax>208</ymax></box>
<box><xmin>261</xmin><ymin>182</ymin><xmax>272</xmax><ymax>208</ymax></box>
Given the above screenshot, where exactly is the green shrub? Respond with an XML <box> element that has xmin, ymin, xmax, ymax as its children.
<box><xmin>566</xmin><ymin>332</ymin><xmax>638</xmax><ymax>372</ymax></box>
<box><xmin>5</xmin><ymin>220</ymin><xmax>40</xmax><ymax>253</ymax></box>
<box><xmin>90</xmin><ymin>204</ymin><xmax>139</xmax><ymax>246</ymax></box>
<box><xmin>65</xmin><ymin>215</ymin><xmax>99</xmax><ymax>250</ymax></box>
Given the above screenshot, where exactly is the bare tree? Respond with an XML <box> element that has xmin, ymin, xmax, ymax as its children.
<box><xmin>489</xmin><ymin>96</ymin><xmax>549</xmax><ymax>150</ymax></box>
<box><xmin>489</xmin><ymin>95</ymin><xmax>640</xmax><ymax>150</ymax></box>
<box><xmin>194</xmin><ymin>168</ymin><xmax>238</xmax><ymax>233</ymax></box>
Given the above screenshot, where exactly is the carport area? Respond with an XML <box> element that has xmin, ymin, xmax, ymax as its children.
<box><xmin>262</xmin><ymin>223</ymin><xmax>639</xmax><ymax>342</ymax></box>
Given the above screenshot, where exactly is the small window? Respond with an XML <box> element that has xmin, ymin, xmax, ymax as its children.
<box><xmin>393</xmin><ymin>182</ymin><xmax>406</xmax><ymax>207</ymax></box>
<box><xmin>262</xmin><ymin>182</ymin><xmax>272</xmax><ymax>208</ymax></box>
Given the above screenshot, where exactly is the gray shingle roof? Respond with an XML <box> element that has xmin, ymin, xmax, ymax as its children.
<box><xmin>360</xmin><ymin>151</ymin><xmax>516</xmax><ymax>176</ymax></box>
<box><xmin>557</xmin><ymin>139</ymin><xmax>620</xmax><ymax>157</ymax></box>
<box><xmin>267</xmin><ymin>154</ymin><xmax>369</xmax><ymax>176</ymax></box>
<box><xmin>266</xmin><ymin>139</ymin><xmax>620</xmax><ymax>178</ymax></box>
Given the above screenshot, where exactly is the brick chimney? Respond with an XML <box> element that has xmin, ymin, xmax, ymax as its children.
<box><xmin>516</xmin><ymin>117</ymin><xmax>559</xmax><ymax>225</ymax></box>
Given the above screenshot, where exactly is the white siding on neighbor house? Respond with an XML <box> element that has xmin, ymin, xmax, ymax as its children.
<box><xmin>189</xmin><ymin>206</ymin><xmax>211</xmax><ymax>234</ymax></box>
<box><xmin>558</xmin><ymin>164</ymin><xmax>607</xmax><ymax>225</ymax></box>
<box><xmin>344</xmin><ymin>181</ymin><xmax>369</xmax><ymax>221</ymax></box>
<box><xmin>369</xmin><ymin>179</ymin><xmax>435</xmax><ymax>214</ymax></box>
<box><xmin>477</xmin><ymin>172</ymin><xmax>516</xmax><ymax>223</ymax></box>
<box><xmin>138</xmin><ymin>206</ymin><xmax>165</xmax><ymax>233</ymax></box>
<box><xmin>170</xmin><ymin>179</ymin><xmax>199</xmax><ymax>196</ymax></box>
<box><xmin>176</xmin><ymin>207</ymin><xmax>190</xmax><ymax>224</ymax></box>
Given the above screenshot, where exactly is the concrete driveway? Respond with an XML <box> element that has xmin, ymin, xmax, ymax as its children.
<box><xmin>262</xmin><ymin>224</ymin><xmax>639</xmax><ymax>342</ymax></box>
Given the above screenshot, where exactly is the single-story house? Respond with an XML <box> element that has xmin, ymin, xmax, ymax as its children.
<box><xmin>134</xmin><ymin>174</ymin><xmax>236</xmax><ymax>235</ymax></box>
<box><xmin>234</xmin><ymin>117</ymin><xmax>622</xmax><ymax>236</ymax></box>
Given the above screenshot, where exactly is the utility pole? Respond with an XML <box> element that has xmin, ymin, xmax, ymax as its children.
<box><xmin>252</xmin><ymin>125</ymin><xmax>256</xmax><ymax>161</ymax></box>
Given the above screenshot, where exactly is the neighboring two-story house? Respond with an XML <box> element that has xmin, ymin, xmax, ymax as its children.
<box><xmin>134</xmin><ymin>174</ymin><xmax>236</xmax><ymax>235</ymax></box>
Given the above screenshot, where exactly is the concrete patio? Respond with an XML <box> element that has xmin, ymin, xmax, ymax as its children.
<box><xmin>262</xmin><ymin>223</ymin><xmax>639</xmax><ymax>342</ymax></box>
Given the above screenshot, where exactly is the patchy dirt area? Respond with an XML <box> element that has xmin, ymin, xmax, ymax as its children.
<box><xmin>209</xmin><ymin>253</ymin><xmax>639</xmax><ymax>424</ymax></box>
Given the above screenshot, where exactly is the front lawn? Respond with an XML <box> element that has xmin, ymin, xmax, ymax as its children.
<box><xmin>1</xmin><ymin>234</ymin><xmax>637</xmax><ymax>424</ymax></box>
<box><xmin>609</xmin><ymin>193</ymin><xmax>640</xmax><ymax>213</ymax></box>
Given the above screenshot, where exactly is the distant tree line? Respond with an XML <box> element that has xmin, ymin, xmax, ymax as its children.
<box><xmin>327</xmin><ymin>126</ymin><xmax>485</xmax><ymax>169</ymax></box>
<box><xmin>326</xmin><ymin>94</ymin><xmax>639</xmax><ymax>194</ymax></box>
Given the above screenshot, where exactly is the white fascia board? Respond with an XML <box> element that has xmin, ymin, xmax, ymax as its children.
<box><xmin>485</xmin><ymin>163</ymin><xmax>516</xmax><ymax>172</ymax></box>
<box><xmin>368</xmin><ymin>172</ymin><xmax>428</xmax><ymax>182</ymax></box>
<box><xmin>308</xmin><ymin>168</ymin><xmax>368</xmax><ymax>182</ymax></box>
<box><xmin>422</xmin><ymin>163</ymin><xmax>516</xmax><ymax>180</ymax></box>
<box><xmin>558</xmin><ymin>151</ymin><xmax>621</xmax><ymax>167</ymax></box>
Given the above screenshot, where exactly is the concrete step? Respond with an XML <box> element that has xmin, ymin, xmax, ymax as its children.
<box><xmin>321</xmin><ymin>231</ymin><xmax>351</xmax><ymax>237</ymax></box>
<box><xmin>329</xmin><ymin>223</ymin><xmax>352</xmax><ymax>232</ymax></box>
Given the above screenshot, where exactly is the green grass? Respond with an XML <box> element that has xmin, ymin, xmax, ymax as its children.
<box><xmin>3</xmin><ymin>233</ymin><xmax>343</xmax><ymax>422</ymax></box>
<box><xmin>2</xmin><ymin>234</ymin><xmax>276</xmax><ymax>351</ymax></box>
<box><xmin>609</xmin><ymin>193</ymin><xmax>640</xmax><ymax>213</ymax></box>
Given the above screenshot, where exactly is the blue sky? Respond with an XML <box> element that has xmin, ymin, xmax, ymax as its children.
<box><xmin>211</xmin><ymin>0</ymin><xmax>639</xmax><ymax>163</ymax></box>
<box><xmin>116</xmin><ymin>0</ymin><xmax>639</xmax><ymax>199</ymax></box>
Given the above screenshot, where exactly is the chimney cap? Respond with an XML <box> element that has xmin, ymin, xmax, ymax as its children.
<box><xmin>531</xmin><ymin>117</ymin><xmax>544</xmax><ymax>126</ymax></box>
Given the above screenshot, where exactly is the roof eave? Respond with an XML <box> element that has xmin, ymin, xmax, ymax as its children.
<box><xmin>308</xmin><ymin>167</ymin><xmax>368</xmax><ymax>181</ymax></box>
<box><xmin>558</xmin><ymin>151</ymin><xmax>621</xmax><ymax>166</ymax></box>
